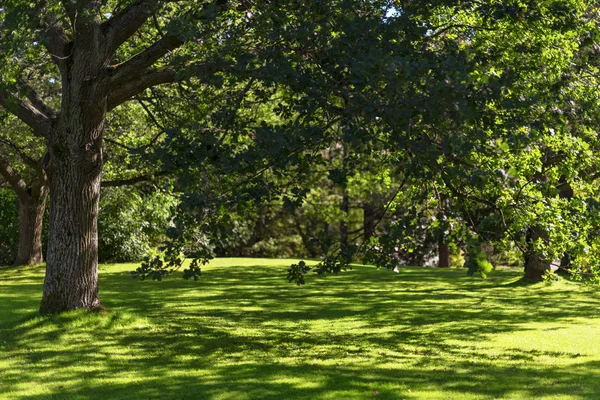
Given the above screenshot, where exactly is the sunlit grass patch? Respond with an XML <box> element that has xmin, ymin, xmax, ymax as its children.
<box><xmin>1</xmin><ymin>259</ymin><xmax>599</xmax><ymax>399</ymax></box>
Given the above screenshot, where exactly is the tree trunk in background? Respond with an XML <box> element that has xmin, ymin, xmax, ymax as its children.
<box><xmin>556</xmin><ymin>256</ymin><xmax>573</xmax><ymax>277</ymax></box>
<box><xmin>523</xmin><ymin>227</ymin><xmax>550</xmax><ymax>281</ymax></box>
<box><xmin>438</xmin><ymin>240</ymin><xmax>450</xmax><ymax>268</ymax></box>
<box><xmin>292</xmin><ymin>213</ymin><xmax>319</xmax><ymax>258</ymax></box>
<box><xmin>436</xmin><ymin>204</ymin><xmax>450</xmax><ymax>268</ymax></box>
<box><xmin>14</xmin><ymin>181</ymin><xmax>48</xmax><ymax>266</ymax></box>
<box><xmin>340</xmin><ymin>191</ymin><xmax>349</xmax><ymax>251</ymax></box>
<box><xmin>363</xmin><ymin>202</ymin><xmax>376</xmax><ymax>244</ymax></box>
<box><xmin>524</xmin><ymin>252</ymin><xmax>551</xmax><ymax>281</ymax></box>
<box><xmin>522</xmin><ymin>177</ymin><xmax>571</xmax><ymax>281</ymax></box>
<box><xmin>557</xmin><ymin>179</ymin><xmax>573</xmax><ymax>276</ymax></box>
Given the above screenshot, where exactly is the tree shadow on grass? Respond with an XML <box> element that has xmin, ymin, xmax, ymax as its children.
<box><xmin>5</xmin><ymin>343</ymin><xmax>600</xmax><ymax>400</ymax></box>
<box><xmin>1</xmin><ymin>262</ymin><xmax>600</xmax><ymax>399</ymax></box>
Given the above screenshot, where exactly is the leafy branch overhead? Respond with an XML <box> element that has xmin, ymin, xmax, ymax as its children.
<box><xmin>1</xmin><ymin>0</ymin><xmax>600</xmax><ymax>315</ymax></box>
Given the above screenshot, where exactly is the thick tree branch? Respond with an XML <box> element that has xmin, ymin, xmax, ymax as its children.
<box><xmin>0</xmin><ymin>151</ymin><xmax>29</xmax><ymax>201</ymax></box>
<box><xmin>110</xmin><ymin>34</ymin><xmax>185</xmax><ymax>86</ymax></box>
<box><xmin>103</xmin><ymin>0</ymin><xmax>157</xmax><ymax>56</ymax></box>
<box><xmin>107</xmin><ymin>62</ymin><xmax>224</xmax><ymax>110</ymax></box>
<box><xmin>0</xmin><ymin>91</ymin><xmax>52</xmax><ymax>138</ymax></box>
<box><xmin>43</xmin><ymin>21</ymin><xmax>71</xmax><ymax>63</ymax></box>
<box><xmin>107</xmin><ymin>0</ymin><xmax>245</xmax><ymax>88</ymax></box>
<box><xmin>107</xmin><ymin>68</ymin><xmax>176</xmax><ymax>111</ymax></box>
<box><xmin>101</xmin><ymin>170</ymin><xmax>170</xmax><ymax>187</ymax></box>
<box><xmin>38</xmin><ymin>11</ymin><xmax>71</xmax><ymax>67</ymax></box>
<box><xmin>18</xmin><ymin>81</ymin><xmax>56</xmax><ymax>119</ymax></box>
<box><xmin>14</xmin><ymin>2</ymin><xmax>72</xmax><ymax>67</ymax></box>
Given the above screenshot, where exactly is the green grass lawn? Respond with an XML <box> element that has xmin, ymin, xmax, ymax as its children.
<box><xmin>1</xmin><ymin>259</ymin><xmax>600</xmax><ymax>400</ymax></box>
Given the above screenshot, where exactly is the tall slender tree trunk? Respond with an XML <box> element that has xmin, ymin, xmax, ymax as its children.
<box><xmin>340</xmin><ymin>191</ymin><xmax>349</xmax><ymax>251</ymax></box>
<box><xmin>339</xmin><ymin>141</ymin><xmax>350</xmax><ymax>252</ymax></box>
<box><xmin>363</xmin><ymin>202</ymin><xmax>376</xmax><ymax>244</ymax></box>
<box><xmin>436</xmin><ymin>204</ymin><xmax>450</xmax><ymax>268</ymax></box>
<box><xmin>14</xmin><ymin>181</ymin><xmax>48</xmax><ymax>266</ymax></box>
<box><xmin>40</xmin><ymin>35</ymin><xmax>108</xmax><ymax>314</ymax></box>
<box><xmin>438</xmin><ymin>239</ymin><xmax>450</xmax><ymax>268</ymax></box>
<box><xmin>557</xmin><ymin>179</ymin><xmax>573</xmax><ymax>276</ymax></box>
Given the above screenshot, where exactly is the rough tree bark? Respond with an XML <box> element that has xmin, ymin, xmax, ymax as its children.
<box><xmin>14</xmin><ymin>180</ymin><xmax>48</xmax><ymax>266</ymax></box>
<box><xmin>0</xmin><ymin>0</ymin><xmax>228</xmax><ymax>313</ymax></box>
<box><xmin>0</xmin><ymin>150</ymin><xmax>48</xmax><ymax>266</ymax></box>
<box><xmin>40</xmin><ymin>115</ymin><xmax>106</xmax><ymax>313</ymax></box>
<box><xmin>39</xmin><ymin>7</ymin><xmax>110</xmax><ymax>313</ymax></box>
<box><xmin>438</xmin><ymin>240</ymin><xmax>450</xmax><ymax>268</ymax></box>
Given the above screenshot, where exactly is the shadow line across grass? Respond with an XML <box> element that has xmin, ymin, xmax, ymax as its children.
<box><xmin>1</xmin><ymin>258</ymin><xmax>600</xmax><ymax>399</ymax></box>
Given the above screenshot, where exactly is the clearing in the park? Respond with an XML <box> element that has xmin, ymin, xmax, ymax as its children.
<box><xmin>1</xmin><ymin>258</ymin><xmax>599</xmax><ymax>400</ymax></box>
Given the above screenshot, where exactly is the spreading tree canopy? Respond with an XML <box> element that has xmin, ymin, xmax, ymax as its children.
<box><xmin>1</xmin><ymin>0</ymin><xmax>600</xmax><ymax>315</ymax></box>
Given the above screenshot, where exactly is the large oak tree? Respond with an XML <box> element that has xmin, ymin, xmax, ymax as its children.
<box><xmin>0</xmin><ymin>0</ymin><xmax>240</xmax><ymax>313</ymax></box>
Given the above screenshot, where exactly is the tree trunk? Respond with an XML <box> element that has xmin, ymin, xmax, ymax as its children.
<box><xmin>524</xmin><ymin>253</ymin><xmax>550</xmax><ymax>281</ymax></box>
<box><xmin>436</xmin><ymin>205</ymin><xmax>450</xmax><ymax>268</ymax></box>
<box><xmin>40</xmin><ymin>41</ymin><xmax>108</xmax><ymax>313</ymax></box>
<box><xmin>340</xmin><ymin>191</ymin><xmax>349</xmax><ymax>251</ymax></box>
<box><xmin>40</xmin><ymin>129</ymin><xmax>104</xmax><ymax>313</ymax></box>
<box><xmin>438</xmin><ymin>240</ymin><xmax>450</xmax><ymax>268</ymax></box>
<box><xmin>556</xmin><ymin>252</ymin><xmax>571</xmax><ymax>277</ymax></box>
<box><xmin>523</xmin><ymin>227</ymin><xmax>550</xmax><ymax>281</ymax></box>
<box><xmin>14</xmin><ymin>182</ymin><xmax>48</xmax><ymax>266</ymax></box>
<box><xmin>363</xmin><ymin>202</ymin><xmax>376</xmax><ymax>244</ymax></box>
<box><xmin>292</xmin><ymin>214</ymin><xmax>319</xmax><ymax>258</ymax></box>
<box><xmin>557</xmin><ymin>179</ymin><xmax>573</xmax><ymax>276</ymax></box>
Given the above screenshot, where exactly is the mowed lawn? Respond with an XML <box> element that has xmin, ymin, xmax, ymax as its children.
<box><xmin>1</xmin><ymin>259</ymin><xmax>600</xmax><ymax>400</ymax></box>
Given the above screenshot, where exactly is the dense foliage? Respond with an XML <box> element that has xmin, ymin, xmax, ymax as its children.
<box><xmin>1</xmin><ymin>1</ymin><xmax>600</xmax><ymax>313</ymax></box>
<box><xmin>138</xmin><ymin>0</ymin><xmax>600</xmax><ymax>284</ymax></box>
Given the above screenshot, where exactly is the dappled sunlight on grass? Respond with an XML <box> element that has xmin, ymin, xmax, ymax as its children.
<box><xmin>1</xmin><ymin>259</ymin><xmax>600</xmax><ymax>399</ymax></box>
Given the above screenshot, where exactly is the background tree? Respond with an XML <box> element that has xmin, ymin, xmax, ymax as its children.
<box><xmin>0</xmin><ymin>94</ymin><xmax>174</xmax><ymax>266</ymax></box>
<box><xmin>0</xmin><ymin>114</ymin><xmax>48</xmax><ymax>266</ymax></box>
<box><xmin>285</xmin><ymin>0</ymin><xmax>600</xmax><ymax>283</ymax></box>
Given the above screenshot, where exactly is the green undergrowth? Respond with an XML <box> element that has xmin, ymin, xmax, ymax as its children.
<box><xmin>1</xmin><ymin>259</ymin><xmax>600</xmax><ymax>399</ymax></box>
